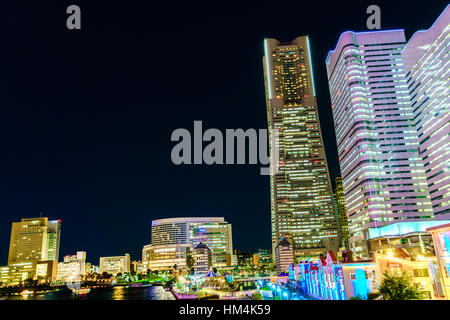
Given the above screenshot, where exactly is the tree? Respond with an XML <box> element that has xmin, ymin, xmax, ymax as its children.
<box><xmin>186</xmin><ymin>254</ymin><xmax>195</xmax><ymax>270</ymax></box>
<box><xmin>378</xmin><ymin>271</ymin><xmax>424</xmax><ymax>300</ymax></box>
<box><xmin>252</xmin><ymin>292</ymin><xmax>263</xmax><ymax>300</ymax></box>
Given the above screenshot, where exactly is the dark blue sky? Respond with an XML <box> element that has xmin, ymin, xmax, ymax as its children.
<box><xmin>1</xmin><ymin>0</ymin><xmax>447</xmax><ymax>265</ymax></box>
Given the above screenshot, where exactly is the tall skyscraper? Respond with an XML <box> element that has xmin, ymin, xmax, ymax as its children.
<box><xmin>326</xmin><ymin>30</ymin><xmax>434</xmax><ymax>257</ymax></box>
<box><xmin>46</xmin><ymin>219</ymin><xmax>61</xmax><ymax>261</ymax></box>
<box><xmin>263</xmin><ymin>36</ymin><xmax>339</xmax><ymax>261</ymax></box>
<box><xmin>334</xmin><ymin>177</ymin><xmax>349</xmax><ymax>249</ymax></box>
<box><xmin>402</xmin><ymin>5</ymin><xmax>450</xmax><ymax>220</ymax></box>
<box><xmin>8</xmin><ymin>217</ymin><xmax>61</xmax><ymax>264</ymax></box>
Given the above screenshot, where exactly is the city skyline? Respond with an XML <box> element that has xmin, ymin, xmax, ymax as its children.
<box><xmin>1</xmin><ymin>1</ymin><xmax>448</xmax><ymax>265</ymax></box>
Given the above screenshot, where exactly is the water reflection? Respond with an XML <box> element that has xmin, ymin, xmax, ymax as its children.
<box><xmin>4</xmin><ymin>285</ymin><xmax>175</xmax><ymax>300</ymax></box>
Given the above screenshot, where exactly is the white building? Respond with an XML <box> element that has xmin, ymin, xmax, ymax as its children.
<box><xmin>56</xmin><ymin>251</ymin><xmax>87</xmax><ymax>283</ymax></box>
<box><xmin>99</xmin><ymin>254</ymin><xmax>130</xmax><ymax>275</ymax></box>
<box><xmin>146</xmin><ymin>217</ymin><xmax>233</xmax><ymax>267</ymax></box>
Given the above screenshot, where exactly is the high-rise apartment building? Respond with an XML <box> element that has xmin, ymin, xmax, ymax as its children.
<box><xmin>263</xmin><ymin>36</ymin><xmax>339</xmax><ymax>261</ymax></box>
<box><xmin>402</xmin><ymin>5</ymin><xmax>450</xmax><ymax>219</ymax></box>
<box><xmin>8</xmin><ymin>217</ymin><xmax>61</xmax><ymax>264</ymax></box>
<box><xmin>334</xmin><ymin>177</ymin><xmax>349</xmax><ymax>249</ymax></box>
<box><xmin>326</xmin><ymin>30</ymin><xmax>434</xmax><ymax>257</ymax></box>
<box><xmin>148</xmin><ymin>217</ymin><xmax>233</xmax><ymax>266</ymax></box>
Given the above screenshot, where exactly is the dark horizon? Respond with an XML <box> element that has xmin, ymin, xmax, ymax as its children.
<box><xmin>2</xmin><ymin>0</ymin><xmax>447</xmax><ymax>265</ymax></box>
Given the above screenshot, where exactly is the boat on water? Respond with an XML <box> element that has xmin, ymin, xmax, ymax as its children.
<box><xmin>71</xmin><ymin>288</ymin><xmax>91</xmax><ymax>295</ymax></box>
<box><xmin>20</xmin><ymin>290</ymin><xmax>34</xmax><ymax>297</ymax></box>
<box><xmin>129</xmin><ymin>283</ymin><xmax>152</xmax><ymax>288</ymax></box>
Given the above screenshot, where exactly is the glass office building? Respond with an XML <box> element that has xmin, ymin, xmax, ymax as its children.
<box><xmin>326</xmin><ymin>30</ymin><xmax>434</xmax><ymax>257</ymax></box>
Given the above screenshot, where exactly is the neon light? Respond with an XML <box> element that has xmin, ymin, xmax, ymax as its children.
<box><xmin>403</xmin><ymin>4</ymin><xmax>449</xmax><ymax>54</ymax></box>
<box><xmin>368</xmin><ymin>220</ymin><xmax>450</xmax><ymax>239</ymax></box>
<box><xmin>264</xmin><ymin>39</ymin><xmax>273</xmax><ymax>99</ymax></box>
<box><xmin>306</xmin><ymin>36</ymin><xmax>317</xmax><ymax>96</ymax></box>
<box><xmin>326</xmin><ymin>29</ymin><xmax>406</xmax><ymax>63</ymax></box>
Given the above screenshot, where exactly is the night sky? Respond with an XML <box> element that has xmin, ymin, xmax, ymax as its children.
<box><xmin>2</xmin><ymin>0</ymin><xmax>447</xmax><ymax>265</ymax></box>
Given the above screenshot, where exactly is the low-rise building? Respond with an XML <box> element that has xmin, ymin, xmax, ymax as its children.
<box><xmin>258</xmin><ymin>249</ymin><xmax>272</xmax><ymax>265</ymax></box>
<box><xmin>0</xmin><ymin>260</ymin><xmax>57</xmax><ymax>286</ymax></box>
<box><xmin>56</xmin><ymin>251</ymin><xmax>87</xmax><ymax>283</ymax></box>
<box><xmin>289</xmin><ymin>251</ymin><xmax>379</xmax><ymax>300</ymax></box>
<box><xmin>374</xmin><ymin>250</ymin><xmax>442</xmax><ymax>299</ymax></box>
<box><xmin>368</xmin><ymin>221</ymin><xmax>450</xmax><ymax>256</ymax></box>
<box><xmin>99</xmin><ymin>254</ymin><xmax>130</xmax><ymax>275</ymax></box>
<box><xmin>275</xmin><ymin>239</ymin><xmax>294</xmax><ymax>274</ymax></box>
<box><xmin>142</xmin><ymin>244</ymin><xmax>191</xmax><ymax>271</ymax></box>
<box><xmin>131</xmin><ymin>260</ymin><xmax>144</xmax><ymax>274</ymax></box>
<box><xmin>193</xmin><ymin>242</ymin><xmax>212</xmax><ymax>275</ymax></box>
<box><xmin>427</xmin><ymin>223</ymin><xmax>450</xmax><ymax>299</ymax></box>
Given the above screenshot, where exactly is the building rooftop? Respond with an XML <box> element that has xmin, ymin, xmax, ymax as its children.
<box><xmin>367</xmin><ymin>220</ymin><xmax>450</xmax><ymax>239</ymax></box>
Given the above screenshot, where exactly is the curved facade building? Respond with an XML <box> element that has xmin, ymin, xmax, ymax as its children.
<box><xmin>402</xmin><ymin>5</ymin><xmax>450</xmax><ymax>219</ymax></box>
<box><xmin>326</xmin><ymin>30</ymin><xmax>434</xmax><ymax>257</ymax></box>
<box><xmin>143</xmin><ymin>217</ymin><xmax>233</xmax><ymax>269</ymax></box>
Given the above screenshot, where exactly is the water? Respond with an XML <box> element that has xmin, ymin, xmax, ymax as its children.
<box><xmin>5</xmin><ymin>285</ymin><xmax>176</xmax><ymax>300</ymax></box>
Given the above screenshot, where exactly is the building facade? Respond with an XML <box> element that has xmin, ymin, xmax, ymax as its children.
<box><xmin>0</xmin><ymin>260</ymin><xmax>57</xmax><ymax>286</ymax></box>
<box><xmin>56</xmin><ymin>251</ymin><xmax>87</xmax><ymax>283</ymax></box>
<box><xmin>193</xmin><ymin>242</ymin><xmax>212</xmax><ymax>275</ymax></box>
<box><xmin>374</xmin><ymin>251</ymin><xmax>441</xmax><ymax>299</ymax></box>
<box><xmin>326</xmin><ymin>30</ymin><xmax>434</xmax><ymax>258</ymax></box>
<box><xmin>263</xmin><ymin>36</ymin><xmax>339</xmax><ymax>261</ymax></box>
<box><xmin>275</xmin><ymin>238</ymin><xmax>294</xmax><ymax>274</ymax></box>
<box><xmin>402</xmin><ymin>5</ymin><xmax>450</xmax><ymax>219</ymax></box>
<box><xmin>289</xmin><ymin>252</ymin><xmax>380</xmax><ymax>300</ymax></box>
<box><xmin>427</xmin><ymin>223</ymin><xmax>450</xmax><ymax>299</ymax></box>
<box><xmin>8</xmin><ymin>217</ymin><xmax>61</xmax><ymax>264</ymax></box>
<box><xmin>142</xmin><ymin>243</ymin><xmax>191</xmax><ymax>271</ymax></box>
<box><xmin>99</xmin><ymin>254</ymin><xmax>130</xmax><ymax>275</ymax></box>
<box><xmin>258</xmin><ymin>249</ymin><xmax>272</xmax><ymax>265</ymax></box>
<box><xmin>149</xmin><ymin>217</ymin><xmax>233</xmax><ymax>267</ymax></box>
<box><xmin>334</xmin><ymin>177</ymin><xmax>349</xmax><ymax>249</ymax></box>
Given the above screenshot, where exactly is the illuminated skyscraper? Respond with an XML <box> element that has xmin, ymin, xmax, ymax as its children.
<box><xmin>326</xmin><ymin>30</ymin><xmax>434</xmax><ymax>257</ymax></box>
<box><xmin>402</xmin><ymin>5</ymin><xmax>450</xmax><ymax>219</ymax></box>
<box><xmin>46</xmin><ymin>219</ymin><xmax>61</xmax><ymax>261</ymax></box>
<box><xmin>334</xmin><ymin>177</ymin><xmax>349</xmax><ymax>249</ymax></box>
<box><xmin>8</xmin><ymin>217</ymin><xmax>61</xmax><ymax>264</ymax></box>
<box><xmin>263</xmin><ymin>36</ymin><xmax>339</xmax><ymax>261</ymax></box>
